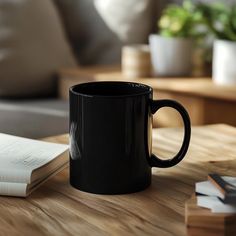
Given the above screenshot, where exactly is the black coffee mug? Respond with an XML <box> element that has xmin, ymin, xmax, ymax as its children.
<box><xmin>69</xmin><ymin>81</ymin><xmax>191</xmax><ymax>194</ymax></box>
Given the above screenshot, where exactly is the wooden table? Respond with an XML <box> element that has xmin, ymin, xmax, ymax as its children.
<box><xmin>1</xmin><ymin>124</ymin><xmax>236</xmax><ymax>235</ymax></box>
<box><xmin>58</xmin><ymin>67</ymin><xmax>236</xmax><ymax>127</ymax></box>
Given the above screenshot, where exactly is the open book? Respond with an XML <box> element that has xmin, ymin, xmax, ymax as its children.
<box><xmin>0</xmin><ymin>133</ymin><xmax>68</xmax><ymax>197</ymax></box>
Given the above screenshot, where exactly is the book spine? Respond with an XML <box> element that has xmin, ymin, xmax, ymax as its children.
<box><xmin>0</xmin><ymin>168</ymin><xmax>31</xmax><ymax>183</ymax></box>
<box><xmin>0</xmin><ymin>182</ymin><xmax>27</xmax><ymax>197</ymax></box>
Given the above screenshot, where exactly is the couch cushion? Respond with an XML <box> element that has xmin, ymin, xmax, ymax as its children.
<box><xmin>54</xmin><ymin>0</ymin><xmax>153</xmax><ymax>65</ymax></box>
<box><xmin>0</xmin><ymin>0</ymin><xmax>76</xmax><ymax>97</ymax></box>
<box><xmin>0</xmin><ymin>99</ymin><xmax>69</xmax><ymax>139</ymax></box>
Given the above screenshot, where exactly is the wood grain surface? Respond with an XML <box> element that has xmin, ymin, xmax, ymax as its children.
<box><xmin>0</xmin><ymin>124</ymin><xmax>236</xmax><ymax>236</ymax></box>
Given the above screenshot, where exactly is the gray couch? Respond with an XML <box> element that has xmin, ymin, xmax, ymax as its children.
<box><xmin>0</xmin><ymin>99</ymin><xmax>69</xmax><ymax>139</ymax></box>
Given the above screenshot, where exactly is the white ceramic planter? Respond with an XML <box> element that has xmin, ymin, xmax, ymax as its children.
<box><xmin>213</xmin><ymin>39</ymin><xmax>236</xmax><ymax>85</ymax></box>
<box><xmin>149</xmin><ymin>34</ymin><xmax>193</xmax><ymax>76</ymax></box>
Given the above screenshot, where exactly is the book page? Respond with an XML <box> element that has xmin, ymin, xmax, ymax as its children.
<box><xmin>0</xmin><ymin>162</ymin><xmax>68</xmax><ymax>197</ymax></box>
<box><xmin>195</xmin><ymin>176</ymin><xmax>236</xmax><ymax>199</ymax></box>
<box><xmin>0</xmin><ymin>133</ymin><xmax>68</xmax><ymax>183</ymax></box>
<box><xmin>0</xmin><ymin>182</ymin><xmax>27</xmax><ymax>197</ymax></box>
<box><xmin>197</xmin><ymin>196</ymin><xmax>236</xmax><ymax>213</ymax></box>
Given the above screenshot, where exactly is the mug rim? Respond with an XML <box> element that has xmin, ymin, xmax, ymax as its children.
<box><xmin>70</xmin><ymin>81</ymin><xmax>152</xmax><ymax>98</ymax></box>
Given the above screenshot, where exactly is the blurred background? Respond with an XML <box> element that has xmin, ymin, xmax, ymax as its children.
<box><xmin>0</xmin><ymin>0</ymin><xmax>236</xmax><ymax>138</ymax></box>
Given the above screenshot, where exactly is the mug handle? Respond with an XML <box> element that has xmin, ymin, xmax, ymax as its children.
<box><xmin>149</xmin><ymin>99</ymin><xmax>191</xmax><ymax>168</ymax></box>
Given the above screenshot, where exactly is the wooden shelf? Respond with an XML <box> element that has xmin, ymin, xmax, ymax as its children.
<box><xmin>58</xmin><ymin>67</ymin><xmax>236</xmax><ymax>127</ymax></box>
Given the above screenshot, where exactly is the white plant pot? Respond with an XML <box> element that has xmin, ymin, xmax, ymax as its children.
<box><xmin>149</xmin><ymin>34</ymin><xmax>193</xmax><ymax>76</ymax></box>
<box><xmin>213</xmin><ymin>39</ymin><xmax>236</xmax><ymax>85</ymax></box>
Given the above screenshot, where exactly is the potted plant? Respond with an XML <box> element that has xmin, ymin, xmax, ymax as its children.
<box><xmin>203</xmin><ymin>3</ymin><xmax>236</xmax><ymax>85</ymax></box>
<box><xmin>149</xmin><ymin>1</ymin><xmax>207</xmax><ymax>77</ymax></box>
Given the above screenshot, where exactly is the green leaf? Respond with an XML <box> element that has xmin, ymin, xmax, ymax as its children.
<box><xmin>158</xmin><ymin>1</ymin><xmax>236</xmax><ymax>41</ymax></box>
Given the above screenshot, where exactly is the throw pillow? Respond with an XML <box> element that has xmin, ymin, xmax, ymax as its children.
<box><xmin>54</xmin><ymin>0</ymin><xmax>153</xmax><ymax>65</ymax></box>
<box><xmin>0</xmin><ymin>0</ymin><xmax>76</xmax><ymax>97</ymax></box>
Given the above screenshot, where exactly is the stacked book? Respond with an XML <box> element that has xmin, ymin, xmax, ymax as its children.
<box><xmin>185</xmin><ymin>174</ymin><xmax>236</xmax><ymax>236</ymax></box>
<box><xmin>196</xmin><ymin>175</ymin><xmax>236</xmax><ymax>213</ymax></box>
<box><xmin>0</xmin><ymin>133</ymin><xmax>68</xmax><ymax>197</ymax></box>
